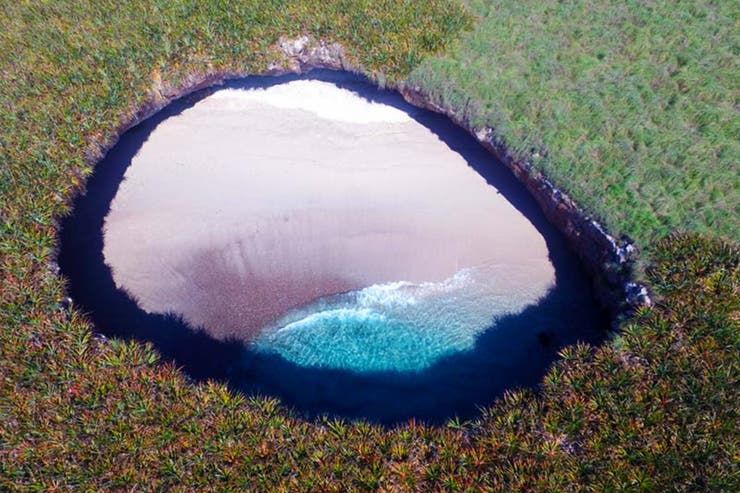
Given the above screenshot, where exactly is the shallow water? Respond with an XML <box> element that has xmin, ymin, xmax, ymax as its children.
<box><xmin>255</xmin><ymin>263</ymin><xmax>546</xmax><ymax>372</ymax></box>
<box><xmin>58</xmin><ymin>71</ymin><xmax>607</xmax><ymax>424</ymax></box>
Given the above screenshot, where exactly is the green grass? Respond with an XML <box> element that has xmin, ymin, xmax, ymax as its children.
<box><xmin>1</xmin><ymin>0</ymin><xmax>738</xmax><ymax>490</ymax></box>
<box><xmin>2</xmin><ymin>235</ymin><xmax>736</xmax><ymax>491</ymax></box>
<box><xmin>409</xmin><ymin>0</ymin><xmax>739</xmax><ymax>245</ymax></box>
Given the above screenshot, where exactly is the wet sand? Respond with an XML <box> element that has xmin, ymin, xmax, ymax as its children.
<box><xmin>103</xmin><ymin>79</ymin><xmax>555</xmax><ymax>340</ymax></box>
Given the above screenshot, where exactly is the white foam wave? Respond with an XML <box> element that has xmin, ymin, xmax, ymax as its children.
<box><xmin>253</xmin><ymin>263</ymin><xmax>552</xmax><ymax>372</ymax></box>
<box><xmin>353</xmin><ymin>268</ymin><xmax>475</xmax><ymax>308</ymax></box>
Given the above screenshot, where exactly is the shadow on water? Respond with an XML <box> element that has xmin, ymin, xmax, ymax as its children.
<box><xmin>58</xmin><ymin>70</ymin><xmax>608</xmax><ymax>425</ymax></box>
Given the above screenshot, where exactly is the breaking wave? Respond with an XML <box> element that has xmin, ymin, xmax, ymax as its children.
<box><xmin>253</xmin><ymin>263</ymin><xmax>551</xmax><ymax>372</ymax></box>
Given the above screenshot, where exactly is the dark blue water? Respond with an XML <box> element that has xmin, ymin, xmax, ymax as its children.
<box><xmin>58</xmin><ymin>71</ymin><xmax>607</xmax><ymax>425</ymax></box>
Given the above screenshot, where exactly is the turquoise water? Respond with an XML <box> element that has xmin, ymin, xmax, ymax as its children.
<box><xmin>58</xmin><ymin>70</ymin><xmax>608</xmax><ymax>423</ymax></box>
<box><xmin>253</xmin><ymin>263</ymin><xmax>550</xmax><ymax>372</ymax></box>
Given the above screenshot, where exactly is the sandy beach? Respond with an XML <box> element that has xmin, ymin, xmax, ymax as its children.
<box><xmin>103</xmin><ymin>79</ymin><xmax>555</xmax><ymax>342</ymax></box>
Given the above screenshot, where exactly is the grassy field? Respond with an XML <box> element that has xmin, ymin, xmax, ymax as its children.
<box><xmin>410</xmin><ymin>0</ymin><xmax>739</xmax><ymax>246</ymax></box>
<box><xmin>2</xmin><ymin>234</ymin><xmax>736</xmax><ymax>491</ymax></box>
<box><xmin>1</xmin><ymin>0</ymin><xmax>738</xmax><ymax>491</ymax></box>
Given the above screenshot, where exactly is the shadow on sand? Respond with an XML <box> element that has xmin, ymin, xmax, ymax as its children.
<box><xmin>58</xmin><ymin>70</ymin><xmax>607</xmax><ymax>425</ymax></box>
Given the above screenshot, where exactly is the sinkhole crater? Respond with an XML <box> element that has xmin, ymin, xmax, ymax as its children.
<box><xmin>59</xmin><ymin>71</ymin><xmax>607</xmax><ymax>424</ymax></box>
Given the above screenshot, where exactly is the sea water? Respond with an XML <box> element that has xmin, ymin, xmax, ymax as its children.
<box><xmin>254</xmin><ymin>262</ymin><xmax>550</xmax><ymax>372</ymax></box>
<box><xmin>59</xmin><ymin>71</ymin><xmax>606</xmax><ymax>422</ymax></box>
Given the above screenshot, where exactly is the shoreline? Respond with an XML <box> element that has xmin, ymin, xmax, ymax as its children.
<box><xmin>57</xmin><ymin>37</ymin><xmax>648</xmax><ymax>328</ymax></box>
<box><xmin>102</xmin><ymin>80</ymin><xmax>554</xmax><ymax>341</ymax></box>
<box><xmin>57</xmin><ymin>69</ymin><xmax>609</xmax><ymax>422</ymax></box>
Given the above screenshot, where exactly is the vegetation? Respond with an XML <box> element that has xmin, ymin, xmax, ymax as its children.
<box><xmin>0</xmin><ymin>0</ymin><xmax>737</xmax><ymax>491</ymax></box>
<box><xmin>410</xmin><ymin>0</ymin><xmax>739</xmax><ymax>245</ymax></box>
<box><xmin>2</xmin><ymin>234</ymin><xmax>736</xmax><ymax>491</ymax></box>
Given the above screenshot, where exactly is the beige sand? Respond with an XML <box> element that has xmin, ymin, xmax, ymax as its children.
<box><xmin>103</xmin><ymin>80</ymin><xmax>554</xmax><ymax>340</ymax></box>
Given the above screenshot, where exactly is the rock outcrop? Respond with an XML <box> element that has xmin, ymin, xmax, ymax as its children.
<box><xmin>268</xmin><ymin>36</ymin><xmax>350</xmax><ymax>74</ymax></box>
<box><xmin>396</xmin><ymin>85</ymin><xmax>652</xmax><ymax>320</ymax></box>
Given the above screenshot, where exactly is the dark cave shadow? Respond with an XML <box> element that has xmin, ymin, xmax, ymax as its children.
<box><xmin>58</xmin><ymin>70</ymin><xmax>608</xmax><ymax>425</ymax></box>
